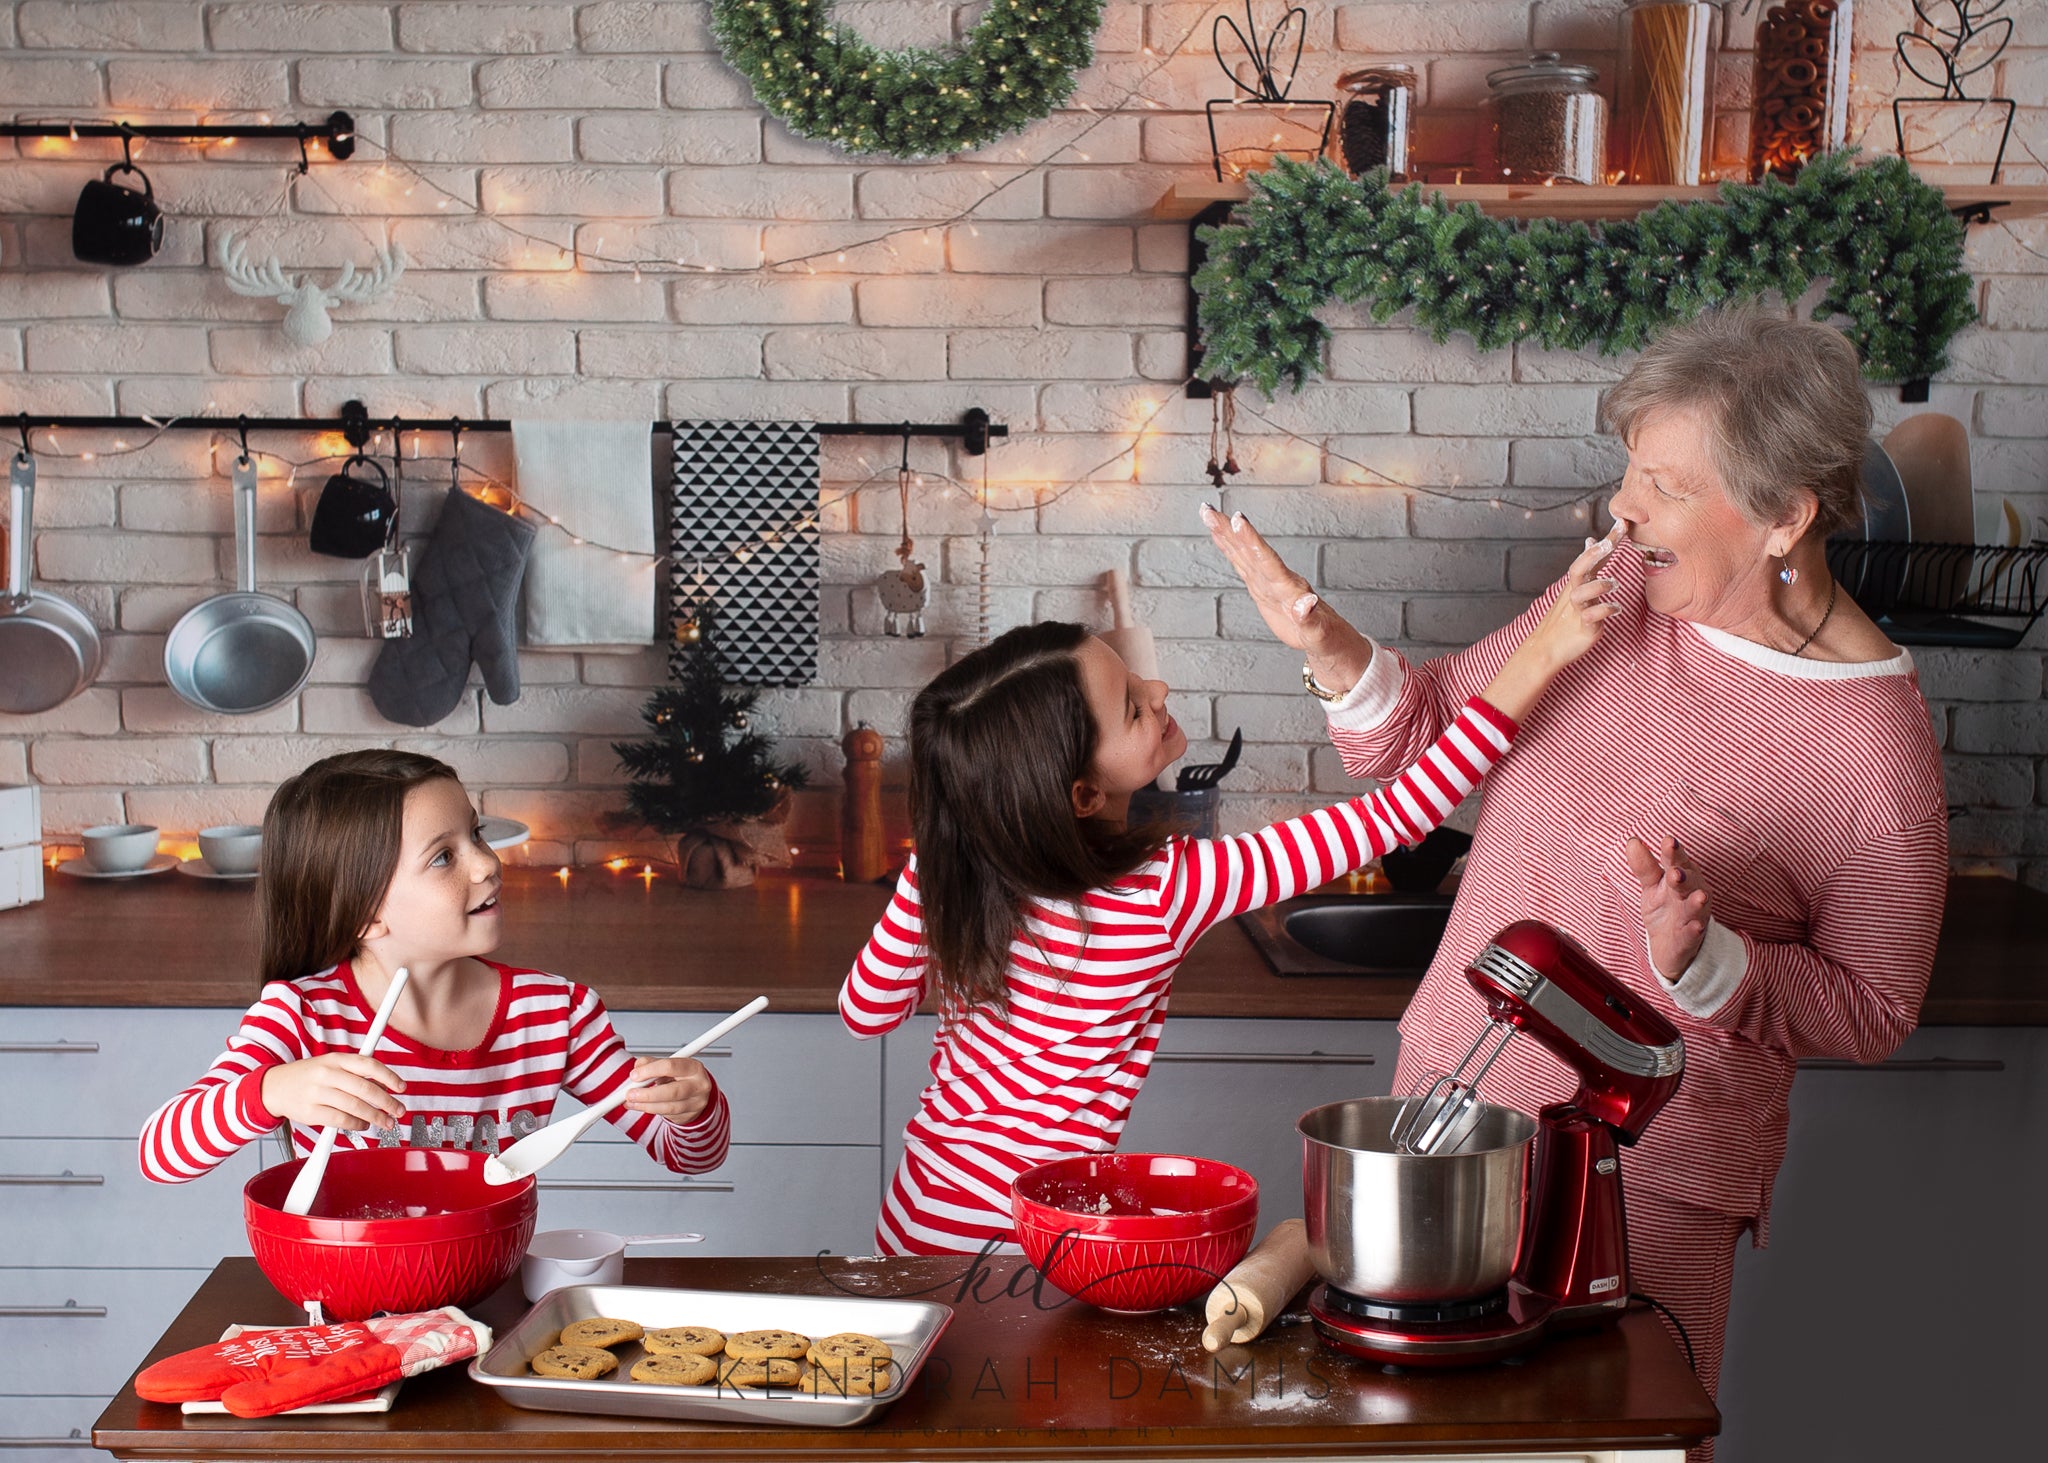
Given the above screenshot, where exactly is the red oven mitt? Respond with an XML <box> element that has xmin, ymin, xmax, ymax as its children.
<box><xmin>135</xmin><ymin>1307</ymin><xmax>491</xmax><ymax>1417</ymax></box>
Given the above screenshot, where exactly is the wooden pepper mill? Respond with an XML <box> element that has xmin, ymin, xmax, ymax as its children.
<box><xmin>840</xmin><ymin>723</ymin><xmax>889</xmax><ymax>884</ymax></box>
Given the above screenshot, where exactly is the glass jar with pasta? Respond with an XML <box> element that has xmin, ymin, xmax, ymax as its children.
<box><xmin>1748</xmin><ymin>0</ymin><xmax>1852</xmax><ymax>181</ymax></box>
<box><xmin>1612</xmin><ymin>0</ymin><xmax>1723</xmax><ymax>185</ymax></box>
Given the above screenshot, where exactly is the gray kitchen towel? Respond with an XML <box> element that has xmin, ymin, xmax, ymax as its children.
<box><xmin>369</xmin><ymin>486</ymin><xmax>536</xmax><ymax>727</ymax></box>
<box><xmin>669</xmin><ymin>421</ymin><xmax>820</xmax><ymax>687</ymax></box>
<box><xmin>510</xmin><ymin>418</ymin><xmax>658</xmax><ymax>649</ymax></box>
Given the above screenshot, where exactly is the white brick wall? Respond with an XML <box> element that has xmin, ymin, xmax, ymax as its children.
<box><xmin>0</xmin><ymin>1</ymin><xmax>2044</xmax><ymax>880</ymax></box>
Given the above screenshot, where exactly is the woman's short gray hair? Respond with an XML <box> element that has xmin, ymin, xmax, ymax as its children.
<box><xmin>1599</xmin><ymin>309</ymin><xmax>1871</xmax><ymax>540</ymax></box>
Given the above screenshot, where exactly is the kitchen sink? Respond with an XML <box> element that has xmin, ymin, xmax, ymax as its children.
<box><xmin>1238</xmin><ymin>893</ymin><xmax>1455</xmax><ymax>977</ymax></box>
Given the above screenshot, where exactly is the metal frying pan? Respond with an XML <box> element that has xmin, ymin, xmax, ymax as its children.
<box><xmin>0</xmin><ymin>450</ymin><xmax>103</xmax><ymax>714</ymax></box>
<box><xmin>163</xmin><ymin>454</ymin><xmax>315</xmax><ymax>714</ymax></box>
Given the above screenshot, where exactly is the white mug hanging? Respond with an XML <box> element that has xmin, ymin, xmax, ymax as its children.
<box><xmin>215</xmin><ymin>230</ymin><xmax>408</xmax><ymax>347</ymax></box>
<box><xmin>874</xmin><ymin>455</ymin><xmax>929</xmax><ymax>638</ymax></box>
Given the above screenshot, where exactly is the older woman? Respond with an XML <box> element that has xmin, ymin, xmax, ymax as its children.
<box><xmin>1207</xmin><ymin>310</ymin><xmax>1947</xmax><ymax>1452</ymax></box>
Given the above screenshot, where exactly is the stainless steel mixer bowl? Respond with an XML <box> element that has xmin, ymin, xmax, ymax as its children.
<box><xmin>1299</xmin><ymin>1095</ymin><xmax>1536</xmax><ymax>1303</ymax></box>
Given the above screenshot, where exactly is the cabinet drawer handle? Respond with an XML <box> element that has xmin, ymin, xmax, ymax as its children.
<box><xmin>1152</xmin><ymin>1052</ymin><xmax>1376</xmax><ymax>1066</ymax></box>
<box><xmin>0</xmin><ymin>1304</ymin><xmax>108</xmax><ymax>1318</ymax></box>
<box><xmin>0</xmin><ymin>1431</ymin><xmax>91</xmax><ymax>1448</ymax></box>
<box><xmin>1796</xmin><ymin>1057</ymin><xmax>2005</xmax><ymax>1073</ymax></box>
<box><xmin>538</xmin><ymin>1179</ymin><xmax>736</xmax><ymax>1194</ymax></box>
<box><xmin>0</xmin><ymin>1173</ymin><xmax>105</xmax><ymax>1187</ymax></box>
<box><xmin>628</xmin><ymin>1047</ymin><xmax>732</xmax><ymax>1060</ymax></box>
<box><xmin>0</xmin><ymin>1042</ymin><xmax>99</xmax><ymax>1055</ymax></box>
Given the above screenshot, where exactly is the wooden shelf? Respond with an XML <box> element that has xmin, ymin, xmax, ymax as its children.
<box><xmin>1155</xmin><ymin>177</ymin><xmax>2048</xmax><ymax>222</ymax></box>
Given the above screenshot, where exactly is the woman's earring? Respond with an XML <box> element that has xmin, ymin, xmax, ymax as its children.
<box><xmin>1777</xmin><ymin>558</ymin><xmax>1798</xmax><ymax>587</ymax></box>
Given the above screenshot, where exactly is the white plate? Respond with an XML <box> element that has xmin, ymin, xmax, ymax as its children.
<box><xmin>56</xmin><ymin>853</ymin><xmax>178</xmax><ymax>879</ymax></box>
<box><xmin>180</xmin><ymin>1324</ymin><xmax>400</xmax><ymax>1415</ymax></box>
<box><xmin>478</xmin><ymin>816</ymin><xmax>529</xmax><ymax>850</ymax></box>
<box><xmin>177</xmin><ymin>858</ymin><xmax>258</xmax><ymax>882</ymax></box>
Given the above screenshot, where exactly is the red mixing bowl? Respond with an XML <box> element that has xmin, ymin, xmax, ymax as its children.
<box><xmin>1012</xmin><ymin>1153</ymin><xmax>1258</xmax><ymax>1314</ymax></box>
<box><xmin>244</xmin><ymin>1147</ymin><xmax>536</xmax><ymax>1321</ymax></box>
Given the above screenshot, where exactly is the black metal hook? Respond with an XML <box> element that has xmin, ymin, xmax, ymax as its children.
<box><xmin>118</xmin><ymin>124</ymin><xmax>135</xmax><ymax>171</ymax></box>
<box><xmin>13</xmin><ymin>413</ymin><xmax>29</xmax><ymax>466</ymax></box>
<box><xmin>235</xmin><ymin>414</ymin><xmax>250</xmax><ymax>466</ymax></box>
<box><xmin>295</xmin><ymin>127</ymin><xmax>312</xmax><ymax>175</ymax></box>
<box><xmin>448</xmin><ymin>416</ymin><xmax>463</xmax><ymax>487</ymax></box>
<box><xmin>898</xmin><ymin>423</ymin><xmax>913</xmax><ymax>474</ymax></box>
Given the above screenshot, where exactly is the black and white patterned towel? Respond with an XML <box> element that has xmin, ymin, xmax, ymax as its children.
<box><xmin>669</xmin><ymin>420</ymin><xmax>820</xmax><ymax>687</ymax></box>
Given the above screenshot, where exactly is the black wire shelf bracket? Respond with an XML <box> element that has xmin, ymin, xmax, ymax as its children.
<box><xmin>1827</xmin><ymin>539</ymin><xmax>2048</xmax><ymax>650</ymax></box>
<box><xmin>0</xmin><ymin>112</ymin><xmax>356</xmax><ymax>165</ymax></box>
<box><xmin>5</xmin><ymin>402</ymin><xmax>1007</xmax><ymax>456</ymax></box>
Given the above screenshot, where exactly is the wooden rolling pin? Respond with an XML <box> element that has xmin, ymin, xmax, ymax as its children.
<box><xmin>1202</xmin><ymin>1218</ymin><xmax>1317</xmax><ymax>1351</ymax></box>
<box><xmin>1099</xmin><ymin>568</ymin><xmax>1160</xmax><ymax>682</ymax></box>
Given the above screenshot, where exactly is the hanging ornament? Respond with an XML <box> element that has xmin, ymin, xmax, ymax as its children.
<box><xmin>973</xmin><ymin>452</ymin><xmax>997</xmax><ymax>651</ymax></box>
<box><xmin>873</xmin><ymin>431</ymin><xmax>930</xmax><ymax>639</ymax></box>
<box><xmin>215</xmin><ymin>229</ymin><xmax>407</xmax><ymax>347</ymax></box>
<box><xmin>731</xmin><ymin>712</ymin><xmax>750</xmax><ymax>731</ymax></box>
<box><xmin>1206</xmin><ymin>387</ymin><xmax>1243</xmax><ymax>489</ymax></box>
<box><xmin>673</xmin><ymin>615</ymin><xmax>702</xmax><ymax>645</ymax></box>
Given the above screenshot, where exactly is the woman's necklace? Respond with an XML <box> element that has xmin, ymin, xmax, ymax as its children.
<box><xmin>1789</xmin><ymin>576</ymin><xmax>1838</xmax><ymax>658</ymax></box>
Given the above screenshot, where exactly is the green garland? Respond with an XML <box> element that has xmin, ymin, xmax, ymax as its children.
<box><xmin>711</xmin><ymin>0</ymin><xmax>1103</xmax><ymax>158</ymax></box>
<box><xmin>1194</xmin><ymin>152</ymin><xmax>1976</xmax><ymax>394</ymax></box>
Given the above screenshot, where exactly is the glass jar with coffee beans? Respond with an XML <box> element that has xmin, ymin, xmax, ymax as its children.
<box><xmin>1480</xmin><ymin>53</ymin><xmax>1607</xmax><ymax>184</ymax></box>
<box><xmin>1336</xmin><ymin>65</ymin><xmax>1417</xmax><ymax>181</ymax></box>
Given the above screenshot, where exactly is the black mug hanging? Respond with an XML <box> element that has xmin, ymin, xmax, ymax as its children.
<box><xmin>309</xmin><ymin>453</ymin><xmax>396</xmax><ymax>559</ymax></box>
<box><xmin>72</xmin><ymin>155</ymin><xmax>164</xmax><ymax>267</ymax></box>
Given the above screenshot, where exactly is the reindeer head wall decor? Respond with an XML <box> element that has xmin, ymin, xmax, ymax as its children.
<box><xmin>214</xmin><ymin>230</ymin><xmax>408</xmax><ymax>347</ymax></box>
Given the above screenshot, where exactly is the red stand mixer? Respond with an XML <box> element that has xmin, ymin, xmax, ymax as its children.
<box><xmin>1299</xmin><ymin>920</ymin><xmax>1685</xmax><ymax>1366</ymax></box>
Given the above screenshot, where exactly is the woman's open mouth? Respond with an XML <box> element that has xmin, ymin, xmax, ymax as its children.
<box><xmin>1638</xmin><ymin>544</ymin><xmax>1678</xmax><ymax>574</ymax></box>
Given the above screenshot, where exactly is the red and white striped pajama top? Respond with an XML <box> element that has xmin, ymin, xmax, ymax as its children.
<box><xmin>139</xmin><ymin>960</ymin><xmax>731</xmax><ymax>1184</ymax></box>
<box><xmin>1326</xmin><ymin>544</ymin><xmax>1948</xmax><ymax>1237</ymax></box>
<box><xmin>840</xmin><ymin>697</ymin><xmax>1520</xmax><ymax>1255</ymax></box>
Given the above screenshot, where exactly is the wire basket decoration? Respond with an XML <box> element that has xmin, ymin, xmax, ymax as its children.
<box><xmin>1205</xmin><ymin>2</ymin><xmax>1335</xmax><ymax>181</ymax></box>
<box><xmin>1826</xmin><ymin>538</ymin><xmax>2048</xmax><ymax>648</ymax></box>
<box><xmin>1891</xmin><ymin>0</ymin><xmax>2015</xmax><ymax>183</ymax></box>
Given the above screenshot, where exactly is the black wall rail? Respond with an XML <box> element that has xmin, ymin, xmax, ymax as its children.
<box><xmin>7</xmin><ymin>402</ymin><xmax>1005</xmax><ymax>457</ymax></box>
<box><xmin>0</xmin><ymin>112</ymin><xmax>357</xmax><ymax>165</ymax></box>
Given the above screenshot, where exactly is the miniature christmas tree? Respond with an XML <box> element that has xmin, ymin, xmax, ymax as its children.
<box><xmin>613</xmin><ymin>612</ymin><xmax>808</xmax><ymax>885</ymax></box>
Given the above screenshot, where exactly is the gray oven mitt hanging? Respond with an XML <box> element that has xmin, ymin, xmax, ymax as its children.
<box><xmin>369</xmin><ymin>486</ymin><xmax>537</xmax><ymax>727</ymax></box>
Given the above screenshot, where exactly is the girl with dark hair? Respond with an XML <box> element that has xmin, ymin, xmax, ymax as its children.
<box><xmin>840</xmin><ymin>531</ymin><xmax>1622</xmax><ymax>1255</ymax></box>
<box><xmin>140</xmin><ymin>750</ymin><xmax>729</xmax><ymax>1184</ymax></box>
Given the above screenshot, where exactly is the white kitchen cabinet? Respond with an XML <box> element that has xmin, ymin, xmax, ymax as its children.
<box><xmin>0</xmin><ymin>1393</ymin><xmax>103</xmax><ymax>1463</ymax></box>
<box><xmin>563</xmin><ymin>1009</ymin><xmax>883</xmax><ymax>1147</ymax></box>
<box><xmin>0</xmin><ymin>1267</ymin><xmax>215</xmax><ymax>1397</ymax></box>
<box><xmin>881</xmin><ymin>1016</ymin><xmax>1397</xmax><ymax>1226</ymax></box>
<box><xmin>1715</xmin><ymin>1026</ymin><xmax>2042</xmax><ymax>1461</ymax></box>
<box><xmin>2</xmin><ymin>1008</ymin><xmax>248</xmax><ymax>1138</ymax></box>
<box><xmin>535</xmin><ymin>1142</ymin><xmax>881</xmax><ymax>1257</ymax></box>
<box><xmin>0</xmin><ymin>1139</ymin><xmax>257</xmax><ymax>1267</ymax></box>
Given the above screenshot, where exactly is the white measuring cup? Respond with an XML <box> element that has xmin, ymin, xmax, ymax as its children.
<box><xmin>521</xmin><ymin>1228</ymin><xmax>705</xmax><ymax>1301</ymax></box>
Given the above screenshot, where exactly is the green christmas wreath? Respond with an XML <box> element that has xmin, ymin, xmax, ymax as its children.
<box><xmin>1194</xmin><ymin>152</ymin><xmax>1976</xmax><ymax>393</ymax></box>
<box><xmin>710</xmin><ymin>0</ymin><xmax>1104</xmax><ymax>158</ymax></box>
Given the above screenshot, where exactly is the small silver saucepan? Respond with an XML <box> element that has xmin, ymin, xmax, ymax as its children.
<box><xmin>163</xmin><ymin>454</ymin><xmax>315</xmax><ymax>715</ymax></box>
<box><xmin>0</xmin><ymin>450</ymin><xmax>103</xmax><ymax>715</ymax></box>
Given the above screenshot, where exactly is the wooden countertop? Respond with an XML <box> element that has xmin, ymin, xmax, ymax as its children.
<box><xmin>4</xmin><ymin>866</ymin><xmax>2043</xmax><ymax>1025</ymax></box>
<box><xmin>92</xmin><ymin>1256</ymin><xmax>1718</xmax><ymax>1460</ymax></box>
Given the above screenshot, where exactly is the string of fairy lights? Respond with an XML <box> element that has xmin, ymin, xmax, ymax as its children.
<box><xmin>6</xmin><ymin>11</ymin><xmax>2043</xmax><ymax>574</ymax></box>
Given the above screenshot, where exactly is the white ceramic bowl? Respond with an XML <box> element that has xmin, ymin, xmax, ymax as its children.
<box><xmin>198</xmin><ymin>823</ymin><xmax>263</xmax><ymax>876</ymax></box>
<box><xmin>81</xmin><ymin>823</ymin><xmax>161</xmax><ymax>874</ymax></box>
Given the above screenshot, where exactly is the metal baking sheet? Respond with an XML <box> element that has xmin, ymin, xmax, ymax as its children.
<box><xmin>468</xmin><ymin>1283</ymin><xmax>953</xmax><ymax>1427</ymax></box>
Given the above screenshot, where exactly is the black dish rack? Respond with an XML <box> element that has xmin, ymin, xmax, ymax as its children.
<box><xmin>1826</xmin><ymin>539</ymin><xmax>2048</xmax><ymax>649</ymax></box>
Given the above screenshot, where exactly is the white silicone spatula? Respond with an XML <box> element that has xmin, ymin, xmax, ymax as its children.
<box><xmin>483</xmin><ymin>996</ymin><xmax>768</xmax><ymax>1186</ymax></box>
<box><xmin>280</xmin><ymin>965</ymin><xmax>410</xmax><ymax>1217</ymax></box>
